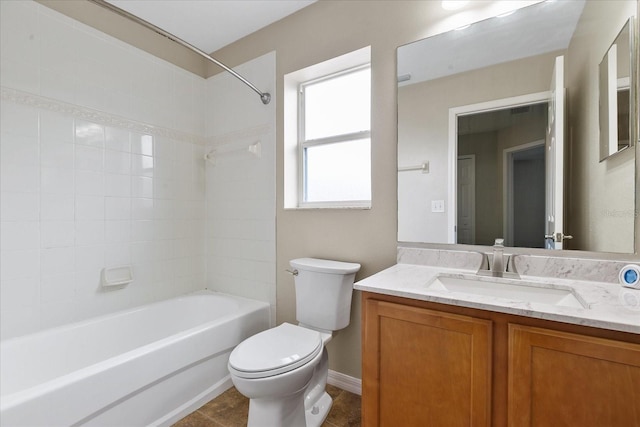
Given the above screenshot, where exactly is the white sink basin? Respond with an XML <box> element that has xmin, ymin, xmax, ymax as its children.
<box><xmin>427</xmin><ymin>274</ymin><xmax>588</xmax><ymax>309</ymax></box>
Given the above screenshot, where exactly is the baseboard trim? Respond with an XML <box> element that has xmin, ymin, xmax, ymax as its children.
<box><xmin>327</xmin><ymin>370</ymin><xmax>361</xmax><ymax>396</ymax></box>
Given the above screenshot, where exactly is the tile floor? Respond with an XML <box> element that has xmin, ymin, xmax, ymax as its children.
<box><xmin>172</xmin><ymin>384</ymin><xmax>361</xmax><ymax>427</ymax></box>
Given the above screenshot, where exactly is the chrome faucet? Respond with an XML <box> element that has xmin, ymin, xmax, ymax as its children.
<box><xmin>476</xmin><ymin>238</ymin><xmax>519</xmax><ymax>279</ymax></box>
<box><xmin>491</xmin><ymin>238</ymin><xmax>505</xmax><ymax>276</ymax></box>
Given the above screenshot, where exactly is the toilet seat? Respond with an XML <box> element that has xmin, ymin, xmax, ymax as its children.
<box><xmin>229</xmin><ymin>323</ymin><xmax>323</xmax><ymax>379</ymax></box>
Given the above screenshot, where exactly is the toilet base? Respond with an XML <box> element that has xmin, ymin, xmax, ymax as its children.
<box><xmin>304</xmin><ymin>391</ymin><xmax>332</xmax><ymax>427</ymax></box>
<box><xmin>247</xmin><ymin>390</ymin><xmax>307</xmax><ymax>427</ymax></box>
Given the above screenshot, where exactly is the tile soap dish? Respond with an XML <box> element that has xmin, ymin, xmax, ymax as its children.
<box><xmin>101</xmin><ymin>266</ymin><xmax>134</xmax><ymax>288</ymax></box>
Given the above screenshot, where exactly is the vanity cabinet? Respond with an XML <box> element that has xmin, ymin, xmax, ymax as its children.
<box><xmin>362</xmin><ymin>298</ymin><xmax>492</xmax><ymax>426</ymax></box>
<box><xmin>508</xmin><ymin>324</ymin><xmax>640</xmax><ymax>427</ymax></box>
<box><xmin>361</xmin><ymin>292</ymin><xmax>640</xmax><ymax>427</ymax></box>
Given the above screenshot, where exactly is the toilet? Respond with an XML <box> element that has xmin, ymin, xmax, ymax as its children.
<box><xmin>228</xmin><ymin>258</ymin><xmax>361</xmax><ymax>427</ymax></box>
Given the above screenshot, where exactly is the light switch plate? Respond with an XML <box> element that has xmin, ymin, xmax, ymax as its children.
<box><xmin>431</xmin><ymin>200</ymin><xmax>445</xmax><ymax>213</ymax></box>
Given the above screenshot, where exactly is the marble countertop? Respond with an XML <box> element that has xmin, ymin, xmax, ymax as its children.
<box><xmin>354</xmin><ymin>263</ymin><xmax>640</xmax><ymax>334</ymax></box>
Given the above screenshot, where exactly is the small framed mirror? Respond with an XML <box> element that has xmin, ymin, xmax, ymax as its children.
<box><xmin>599</xmin><ymin>17</ymin><xmax>635</xmax><ymax>160</ymax></box>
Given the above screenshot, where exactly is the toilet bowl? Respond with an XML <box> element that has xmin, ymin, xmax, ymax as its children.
<box><xmin>229</xmin><ymin>323</ymin><xmax>330</xmax><ymax>427</ymax></box>
<box><xmin>228</xmin><ymin>258</ymin><xmax>360</xmax><ymax>427</ymax></box>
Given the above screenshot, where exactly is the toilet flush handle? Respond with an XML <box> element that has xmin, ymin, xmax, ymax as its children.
<box><xmin>285</xmin><ymin>269</ymin><xmax>298</xmax><ymax>276</ymax></box>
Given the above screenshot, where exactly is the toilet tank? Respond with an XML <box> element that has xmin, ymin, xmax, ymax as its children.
<box><xmin>290</xmin><ymin>258</ymin><xmax>361</xmax><ymax>332</ymax></box>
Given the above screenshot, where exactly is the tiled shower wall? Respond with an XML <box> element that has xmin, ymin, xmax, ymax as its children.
<box><xmin>0</xmin><ymin>1</ymin><xmax>211</xmax><ymax>339</ymax></box>
<box><xmin>204</xmin><ymin>52</ymin><xmax>277</xmax><ymax>326</ymax></box>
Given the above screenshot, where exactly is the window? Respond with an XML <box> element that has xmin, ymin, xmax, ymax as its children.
<box><xmin>284</xmin><ymin>47</ymin><xmax>372</xmax><ymax>209</ymax></box>
<box><xmin>299</xmin><ymin>66</ymin><xmax>371</xmax><ymax>206</ymax></box>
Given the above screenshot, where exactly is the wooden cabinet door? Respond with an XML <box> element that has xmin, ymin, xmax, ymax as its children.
<box><xmin>362</xmin><ymin>299</ymin><xmax>492</xmax><ymax>427</ymax></box>
<box><xmin>509</xmin><ymin>324</ymin><xmax>640</xmax><ymax>427</ymax></box>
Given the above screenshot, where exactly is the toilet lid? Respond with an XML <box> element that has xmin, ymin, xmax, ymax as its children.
<box><xmin>229</xmin><ymin>323</ymin><xmax>322</xmax><ymax>379</ymax></box>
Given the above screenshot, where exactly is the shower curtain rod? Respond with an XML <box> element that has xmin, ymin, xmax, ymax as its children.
<box><xmin>87</xmin><ymin>0</ymin><xmax>271</xmax><ymax>105</ymax></box>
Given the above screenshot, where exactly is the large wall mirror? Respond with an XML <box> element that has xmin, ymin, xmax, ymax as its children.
<box><xmin>398</xmin><ymin>0</ymin><xmax>638</xmax><ymax>254</ymax></box>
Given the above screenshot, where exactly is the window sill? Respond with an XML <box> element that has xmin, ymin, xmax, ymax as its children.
<box><xmin>285</xmin><ymin>204</ymin><xmax>372</xmax><ymax>211</ymax></box>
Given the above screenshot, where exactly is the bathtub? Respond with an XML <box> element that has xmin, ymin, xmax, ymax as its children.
<box><xmin>0</xmin><ymin>291</ymin><xmax>270</xmax><ymax>426</ymax></box>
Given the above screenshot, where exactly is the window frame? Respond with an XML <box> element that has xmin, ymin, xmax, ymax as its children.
<box><xmin>296</xmin><ymin>64</ymin><xmax>372</xmax><ymax>208</ymax></box>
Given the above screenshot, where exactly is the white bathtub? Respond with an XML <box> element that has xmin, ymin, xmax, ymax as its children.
<box><xmin>0</xmin><ymin>291</ymin><xmax>270</xmax><ymax>426</ymax></box>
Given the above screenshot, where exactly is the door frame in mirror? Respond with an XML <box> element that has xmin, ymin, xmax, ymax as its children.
<box><xmin>448</xmin><ymin>91</ymin><xmax>550</xmax><ymax>244</ymax></box>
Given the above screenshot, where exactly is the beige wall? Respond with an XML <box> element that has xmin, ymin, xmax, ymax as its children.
<box><xmin>566</xmin><ymin>0</ymin><xmax>637</xmax><ymax>253</ymax></box>
<box><xmin>209</xmin><ymin>0</ymin><xmax>518</xmax><ymax>379</ymax></box>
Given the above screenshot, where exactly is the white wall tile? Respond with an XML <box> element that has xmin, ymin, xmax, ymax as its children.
<box><xmin>75</xmin><ymin>120</ymin><xmax>105</xmax><ymax>147</ymax></box>
<box><xmin>40</xmin><ymin>247</ymin><xmax>74</xmax><ymax>276</ymax></box>
<box><xmin>104</xmin><ymin>150</ymin><xmax>131</xmax><ymax>174</ymax></box>
<box><xmin>204</xmin><ymin>52</ymin><xmax>276</xmax><ymax>309</ymax></box>
<box><xmin>153</xmin><ymin>198</ymin><xmax>174</xmax><ymax>219</ymax></box>
<box><xmin>0</xmin><ymin>1</ymin><xmax>39</xmax><ymax>66</ymax></box>
<box><xmin>40</xmin><ymin>272</ymin><xmax>75</xmax><ymax>304</ymax></box>
<box><xmin>75</xmin><ymin>220</ymin><xmax>105</xmax><ymax>246</ymax></box>
<box><xmin>1</xmin><ymin>192</ymin><xmax>39</xmax><ymax>221</ymax></box>
<box><xmin>105</xmin><ymin>197</ymin><xmax>131</xmax><ymax>220</ymax></box>
<box><xmin>132</xmin><ymin>154</ymin><xmax>154</xmax><ymax>177</ymax></box>
<box><xmin>105</xmin><ymin>126</ymin><xmax>130</xmax><ymax>152</ymax></box>
<box><xmin>104</xmin><ymin>243</ymin><xmax>131</xmax><ymax>267</ymax></box>
<box><xmin>131</xmin><ymin>220</ymin><xmax>156</xmax><ymax>242</ymax></box>
<box><xmin>41</xmin><ymin>141</ymin><xmax>74</xmax><ymax>169</ymax></box>
<box><xmin>105</xmin><ymin>220</ymin><xmax>130</xmax><ymax>243</ymax></box>
<box><xmin>130</xmin><ymin>241</ymin><xmax>155</xmax><ymax>264</ymax></box>
<box><xmin>1</xmin><ymin>275</ymin><xmax>39</xmax><ymax>315</ymax></box>
<box><xmin>39</xmin><ymin>11</ymin><xmax>78</xmax><ymax>76</ymax></box>
<box><xmin>1</xmin><ymin>164</ymin><xmax>40</xmax><ymax>193</ymax></box>
<box><xmin>1</xmin><ymin>250</ymin><xmax>40</xmax><ymax>282</ymax></box>
<box><xmin>131</xmin><ymin>197</ymin><xmax>154</xmax><ymax>220</ymax></box>
<box><xmin>73</xmin><ymin>269</ymin><xmax>102</xmax><ymax>299</ymax></box>
<box><xmin>1</xmin><ymin>221</ymin><xmax>39</xmax><ymax>251</ymax></box>
<box><xmin>74</xmin><ymin>245</ymin><xmax>104</xmax><ymax>272</ymax></box>
<box><xmin>40</xmin><ymin>111</ymin><xmax>74</xmax><ymax>144</ymax></box>
<box><xmin>41</xmin><ymin>220</ymin><xmax>74</xmax><ymax>248</ymax></box>
<box><xmin>131</xmin><ymin>133</ymin><xmax>153</xmax><ymax>156</ymax></box>
<box><xmin>0</xmin><ymin>0</ymin><xmax>210</xmax><ymax>339</ymax></box>
<box><xmin>41</xmin><ymin>167</ymin><xmax>74</xmax><ymax>195</ymax></box>
<box><xmin>1</xmin><ymin>134</ymin><xmax>39</xmax><ymax>167</ymax></box>
<box><xmin>40</xmin><ymin>69</ymin><xmax>76</xmax><ymax>103</ymax></box>
<box><xmin>75</xmin><ymin>170</ymin><xmax>104</xmax><ymax>196</ymax></box>
<box><xmin>0</xmin><ymin>58</ymin><xmax>40</xmax><ymax>94</ymax></box>
<box><xmin>153</xmin><ymin>156</ymin><xmax>172</xmax><ymax>180</ymax></box>
<box><xmin>75</xmin><ymin>195</ymin><xmax>105</xmax><ymax>220</ymax></box>
<box><xmin>104</xmin><ymin>173</ymin><xmax>131</xmax><ymax>198</ymax></box>
<box><xmin>0</xmin><ymin>102</ymin><xmax>39</xmax><ymax>137</ymax></box>
<box><xmin>74</xmin><ymin>145</ymin><xmax>104</xmax><ymax>172</ymax></box>
<box><xmin>154</xmin><ymin>137</ymin><xmax>175</xmax><ymax>159</ymax></box>
<box><xmin>40</xmin><ymin>194</ymin><xmax>74</xmax><ymax>221</ymax></box>
<box><xmin>131</xmin><ymin>176</ymin><xmax>154</xmax><ymax>198</ymax></box>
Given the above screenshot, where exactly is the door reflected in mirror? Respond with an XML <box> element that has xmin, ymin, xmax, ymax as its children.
<box><xmin>456</xmin><ymin>103</ymin><xmax>547</xmax><ymax>248</ymax></box>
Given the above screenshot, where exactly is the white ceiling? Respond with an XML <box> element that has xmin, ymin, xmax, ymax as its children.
<box><xmin>398</xmin><ymin>0</ymin><xmax>586</xmax><ymax>85</ymax></box>
<box><xmin>106</xmin><ymin>0</ymin><xmax>317</xmax><ymax>53</ymax></box>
